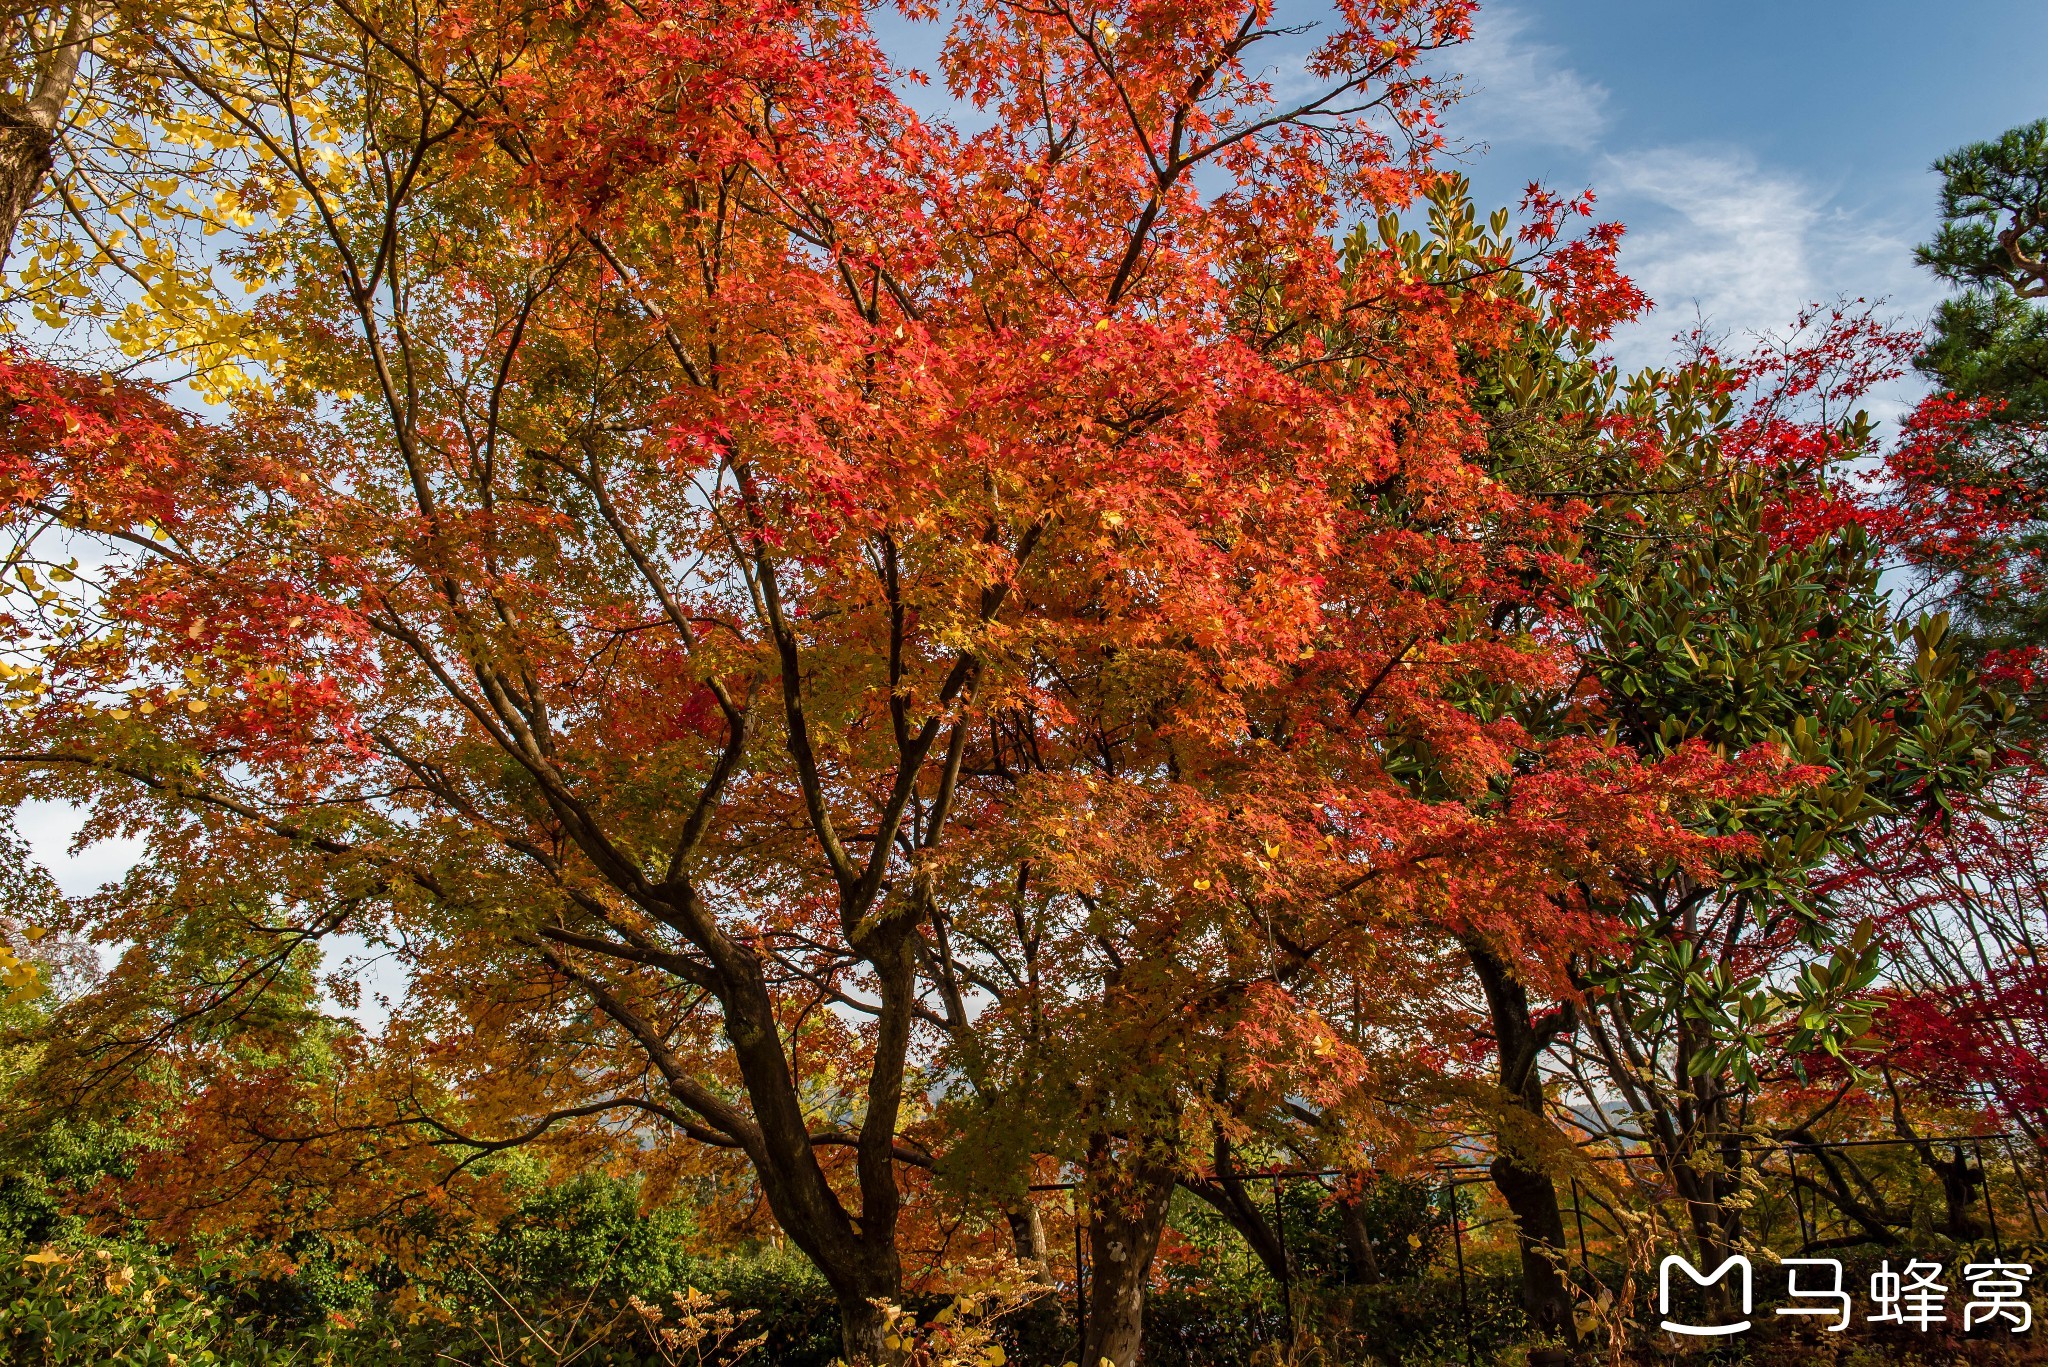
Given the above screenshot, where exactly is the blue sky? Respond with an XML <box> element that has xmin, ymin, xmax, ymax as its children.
<box><xmin>874</xmin><ymin>1</ymin><xmax>2047</xmax><ymax>367</ymax></box>
<box><xmin>1442</xmin><ymin>1</ymin><xmax>2048</xmax><ymax>368</ymax></box>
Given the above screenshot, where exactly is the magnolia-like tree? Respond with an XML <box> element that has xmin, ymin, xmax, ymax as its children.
<box><xmin>1530</xmin><ymin>314</ymin><xmax>2007</xmax><ymax>1283</ymax></box>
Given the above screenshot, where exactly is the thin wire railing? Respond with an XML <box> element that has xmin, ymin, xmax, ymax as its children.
<box><xmin>1027</xmin><ymin>1129</ymin><xmax>2043</xmax><ymax>1365</ymax></box>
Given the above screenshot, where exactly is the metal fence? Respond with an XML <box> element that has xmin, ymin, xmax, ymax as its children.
<box><xmin>1030</xmin><ymin>1130</ymin><xmax>2045</xmax><ymax>1365</ymax></box>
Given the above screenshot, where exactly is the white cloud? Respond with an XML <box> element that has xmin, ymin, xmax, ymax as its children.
<box><xmin>1454</xmin><ymin>7</ymin><xmax>1609</xmax><ymax>152</ymax></box>
<box><xmin>1604</xmin><ymin>148</ymin><xmax>1818</xmax><ymax>346</ymax></box>
<box><xmin>1597</xmin><ymin>147</ymin><xmax>1930</xmax><ymax>372</ymax></box>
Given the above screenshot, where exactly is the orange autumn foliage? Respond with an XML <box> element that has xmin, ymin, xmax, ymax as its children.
<box><xmin>0</xmin><ymin>0</ymin><xmax>1773</xmax><ymax>1359</ymax></box>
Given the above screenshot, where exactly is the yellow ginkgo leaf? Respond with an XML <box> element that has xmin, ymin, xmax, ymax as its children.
<box><xmin>1193</xmin><ymin>878</ymin><xmax>1211</xmax><ymax>890</ymax></box>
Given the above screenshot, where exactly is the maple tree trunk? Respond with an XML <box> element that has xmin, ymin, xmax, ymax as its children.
<box><xmin>730</xmin><ymin>1042</ymin><xmax>902</xmax><ymax>1362</ymax></box>
<box><xmin>1338</xmin><ymin>1194</ymin><xmax>1384</xmax><ymax>1283</ymax></box>
<box><xmin>838</xmin><ymin>1296</ymin><xmax>894</xmax><ymax>1365</ymax></box>
<box><xmin>1879</xmin><ymin>1082</ymin><xmax>1985</xmax><ymax>1242</ymax></box>
<box><xmin>1487</xmin><ymin>1154</ymin><xmax>1577</xmax><ymax>1341</ymax></box>
<box><xmin>690</xmin><ymin>927</ymin><xmax>909</xmax><ymax>1363</ymax></box>
<box><xmin>1933</xmin><ymin>1146</ymin><xmax>1988</xmax><ymax>1240</ymax></box>
<box><xmin>1081</xmin><ymin>1143</ymin><xmax>1177</xmax><ymax>1367</ymax></box>
<box><xmin>1464</xmin><ymin>939</ymin><xmax>1579</xmax><ymax>1349</ymax></box>
<box><xmin>1183</xmin><ymin>1129</ymin><xmax>1289</xmax><ymax>1285</ymax></box>
<box><xmin>534</xmin><ymin>850</ymin><xmax>914</xmax><ymax>1364</ymax></box>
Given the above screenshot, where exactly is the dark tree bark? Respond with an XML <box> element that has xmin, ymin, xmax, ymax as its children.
<box><xmin>540</xmin><ymin>915</ymin><xmax>917</xmax><ymax>1363</ymax></box>
<box><xmin>1183</xmin><ymin>1130</ymin><xmax>1387</xmax><ymax>1290</ymax></box>
<box><xmin>1931</xmin><ymin>1146</ymin><xmax>1989</xmax><ymax>1241</ymax></box>
<box><xmin>1181</xmin><ymin>1127</ymin><xmax>1289</xmax><ymax>1286</ymax></box>
<box><xmin>1465</xmin><ymin>936</ymin><xmax>1581</xmax><ymax>1349</ymax></box>
<box><xmin>1336</xmin><ymin>1194</ymin><xmax>1384</xmax><ymax>1284</ymax></box>
<box><xmin>0</xmin><ymin>104</ymin><xmax>55</xmax><ymax>267</ymax></box>
<box><xmin>0</xmin><ymin>3</ymin><xmax>93</xmax><ymax>271</ymax></box>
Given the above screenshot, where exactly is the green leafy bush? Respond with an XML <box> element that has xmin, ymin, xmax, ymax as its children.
<box><xmin>0</xmin><ymin>1244</ymin><xmax>309</xmax><ymax>1366</ymax></box>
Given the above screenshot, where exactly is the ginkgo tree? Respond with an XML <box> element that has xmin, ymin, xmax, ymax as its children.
<box><xmin>0</xmin><ymin>0</ymin><xmax>299</xmax><ymax>396</ymax></box>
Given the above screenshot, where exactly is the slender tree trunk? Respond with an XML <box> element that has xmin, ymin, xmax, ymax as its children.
<box><xmin>758</xmin><ymin>930</ymin><xmax>914</xmax><ymax>1363</ymax></box>
<box><xmin>1932</xmin><ymin>1145</ymin><xmax>1987</xmax><ymax>1240</ymax></box>
<box><xmin>1081</xmin><ymin>1139</ymin><xmax>1178</xmax><ymax>1367</ymax></box>
<box><xmin>1337</xmin><ymin>1193</ymin><xmax>1383</xmax><ymax>1284</ymax></box>
<box><xmin>1883</xmin><ymin>1077</ymin><xmax>1985</xmax><ymax>1242</ymax></box>
<box><xmin>1184</xmin><ymin>1111</ymin><xmax>1385</xmax><ymax>1288</ymax></box>
<box><xmin>1182</xmin><ymin>1128</ymin><xmax>1289</xmax><ymax>1285</ymax></box>
<box><xmin>1008</xmin><ymin>1198</ymin><xmax>1053</xmax><ymax>1274</ymax></box>
<box><xmin>608</xmin><ymin>912</ymin><xmax>913</xmax><ymax>1364</ymax></box>
<box><xmin>722</xmin><ymin>981</ymin><xmax>905</xmax><ymax>1361</ymax></box>
<box><xmin>1465</xmin><ymin>938</ymin><xmax>1580</xmax><ymax>1349</ymax></box>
